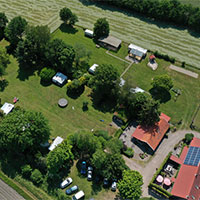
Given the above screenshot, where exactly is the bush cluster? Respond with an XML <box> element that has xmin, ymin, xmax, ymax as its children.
<box><xmin>123</xmin><ymin>147</ymin><xmax>134</xmax><ymax>158</ymax></box>
<box><xmin>154</xmin><ymin>51</ymin><xmax>175</xmax><ymax>63</ymax></box>
<box><xmin>40</xmin><ymin>67</ymin><xmax>56</xmax><ymax>83</ymax></box>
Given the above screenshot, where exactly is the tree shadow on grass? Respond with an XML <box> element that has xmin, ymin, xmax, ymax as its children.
<box><xmin>78</xmin><ymin>0</ymin><xmax>200</xmax><ymax>38</ymax></box>
<box><xmin>17</xmin><ymin>65</ymin><xmax>36</xmax><ymax>81</ymax></box>
<box><xmin>40</xmin><ymin>80</ymin><xmax>52</xmax><ymax>87</ymax></box>
<box><xmin>66</xmin><ymin>86</ymin><xmax>85</xmax><ymax>99</ymax></box>
<box><xmin>0</xmin><ymin>79</ymin><xmax>9</xmax><ymax>92</ymax></box>
<box><xmin>59</xmin><ymin>23</ymin><xmax>78</xmax><ymax>34</ymax></box>
<box><xmin>149</xmin><ymin>87</ymin><xmax>171</xmax><ymax>103</ymax></box>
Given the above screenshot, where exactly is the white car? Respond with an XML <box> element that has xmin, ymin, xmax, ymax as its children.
<box><xmin>87</xmin><ymin>166</ymin><xmax>93</xmax><ymax>181</ymax></box>
<box><xmin>60</xmin><ymin>177</ymin><xmax>72</xmax><ymax>189</ymax></box>
<box><xmin>111</xmin><ymin>181</ymin><xmax>117</xmax><ymax>191</ymax></box>
<box><xmin>130</xmin><ymin>87</ymin><xmax>145</xmax><ymax>94</ymax></box>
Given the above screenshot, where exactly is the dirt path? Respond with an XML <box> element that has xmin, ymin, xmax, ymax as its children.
<box><xmin>123</xmin><ymin>130</ymin><xmax>200</xmax><ymax>198</ymax></box>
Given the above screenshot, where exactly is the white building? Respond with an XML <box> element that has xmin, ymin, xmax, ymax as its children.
<box><xmin>48</xmin><ymin>136</ymin><xmax>63</xmax><ymax>151</ymax></box>
<box><xmin>88</xmin><ymin>64</ymin><xmax>99</xmax><ymax>74</ymax></box>
<box><xmin>52</xmin><ymin>72</ymin><xmax>67</xmax><ymax>86</ymax></box>
<box><xmin>1</xmin><ymin>103</ymin><xmax>14</xmax><ymax>115</ymax></box>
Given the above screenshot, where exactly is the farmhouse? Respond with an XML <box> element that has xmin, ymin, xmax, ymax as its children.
<box><xmin>170</xmin><ymin>137</ymin><xmax>200</xmax><ymax>200</ymax></box>
<box><xmin>132</xmin><ymin>113</ymin><xmax>170</xmax><ymax>152</ymax></box>
<box><xmin>1</xmin><ymin>102</ymin><xmax>14</xmax><ymax>115</ymax></box>
<box><xmin>52</xmin><ymin>72</ymin><xmax>67</xmax><ymax>86</ymax></box>
<box><xmin>98</xmin><ymin>35</ymin><xmax>122</xmax><ymax>51</ymax></box>
<box><xmin>128</xmin><ymin>43</ymin><xmax>147</xmax><ymax>61</ymax></box>
<box><xmin>84</xmin><ymin>29</ymin><xmax>93</xmax><ymax>38</ymax></box>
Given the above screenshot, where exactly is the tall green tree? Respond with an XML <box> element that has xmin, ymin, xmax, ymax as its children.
<box><xmin>0</xmin><ymin>12</ymin><xmax>8</xmax><ymax>40</ymax></box>
<box><xmin>118</xmin><ymin>170</ymin><xmax>143</xmax><ymax>200</ymax></box>
<box><xmin>5</xmin><ymin>16</ymin><xmax>27</xmax><ymax>47</ymax></box>
<box><xmin>0</xmin><ymin>109</ymin><xmax>50</xmax><ymax>153</ymax></box>
<box><xmin>89</xmin><ymin>64</ymin><xmax>120</xmax><ymax>103</ymax></box>
<box><xmin>16</xmin><ymin>25</ymin><xmax>50</xmax><ymax>67</ymax></box>
<box><xmin>46</xmin><ymin>38</ymin><xmax>75</xmax><ymax>73</ymax></box>
<box><xmin>46</xmin><ymin>140</ymin><xmax>74</xmax><ymax>175</ymax></box>
<box><xmin>59</xmin><ymin>7</ymin><xmax>78</xmax><ymax>26</ymax></box>
<box><xmin>151</xmin><ymin>74</ymin><xmax>173</xmax><ymax>92</ymax></box>
<box><xmin>0</xmin><ymin>46</ymin><xmax>10</xmax><ymax>77</ymax></box>
<box><xmin>93</xmin><ymin>18</ymin><xmax>109</xmax><ymax>39</ymax></box>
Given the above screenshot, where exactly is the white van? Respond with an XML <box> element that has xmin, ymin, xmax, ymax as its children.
<box><xmin>72</xmin><ymin>190</ymin><xmax>84</xmax><ymax>200</ymax></box>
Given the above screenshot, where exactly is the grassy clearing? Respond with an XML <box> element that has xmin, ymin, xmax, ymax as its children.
<box><xmin>122</xmin><ymin>54</ymin><xmax>200</xmax><ymax>128</ymax></box>
<box><xmin>0</xmin><ymin>0</ymin><xmax>200</xmax><ymax>68</ymax></box>
<box><xmin>62</xmin><ymin>161</ymin><xmax>116</xmax><ymax>200</ymax></box>
<box><xmin>0</xmin><ymin>40</ymin><xmax>117</xmax><ymax>138</ymax></box>
<box><xmin>179</xmin><ymin>0</ymin><xmax>200</xmax><ymax>7</ymax></box>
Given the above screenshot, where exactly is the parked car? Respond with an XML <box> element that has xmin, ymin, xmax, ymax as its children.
<box><xmin>87</xmin><ymin>166</ymin><xmax>93</xmax><ymax>181</ymax></box>
<box><xmin>111</xmin><ymin>181</ymin><xmax>117</xmax><ymax>191</ymax></box>
<box><xmin>72</xmin><ymin>190</ymin><xmax>85</xmax><ymax>200</ymax></box>
<box><xmin>66</xmin><ymin>185</ymin><xmax>78</xmax><ymax>195</ymax></box>
<box><xmin>81</xmin><ymin>161</ymin><xmax>87</xmax><ymax>175</ymax></box>
<box><xmin>60</xmin><ymin>177</ymin><xmax>72</xmax><ymax>189</ymax></box>
<box><xmin>103</xmin><ymin>178</ymin><xmax>109</xmax><ymax>187</ymax></box>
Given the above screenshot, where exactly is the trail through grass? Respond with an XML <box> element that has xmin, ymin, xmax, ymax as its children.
<box><xmin>0</xmin><ymin>0</ymin><xmax>200</xmax><ymax>68</ymax></box>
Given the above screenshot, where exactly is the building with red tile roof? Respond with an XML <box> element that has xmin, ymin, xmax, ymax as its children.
<box><xmin>132</xmin><ymin>113</ymin><xmax>170</xmax><ymax>151</ymax></box>
<box><xmin>171</xmin><ymin>137</ymin><xmax>200</xmax><ymax>200</ymax></box>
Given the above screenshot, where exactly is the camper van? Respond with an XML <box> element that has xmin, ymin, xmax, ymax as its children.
<box><xmin>72</xmin><ymin>190</ymin><xmax>84</xmax><ymax>200</ymax></box>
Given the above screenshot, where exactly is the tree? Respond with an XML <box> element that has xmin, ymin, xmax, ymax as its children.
<box><xmin>46</xmin><ymin>140</ymin><xmax>74</xmax><ymax>175</ymax></box>
<box><xmin>46</xmin><ymin>39</ymin><xmax>75</xmax><ymax>73</ymax></box>
<box><xmin>21</xmin><ymin>164</ymin><xmax>32</xmax><ymax>179</ymax></box>
<box><xmin>0</xmin><ymin>46</ymin><xmax>10</xmax><ymax>77</ymax></box>
<box><xmin>59</xmin><ymin>7</ymin><xmax>78</xmax><ymax>26</ymax></box>
<box><xmin>93</xmin><ymin>18</ymin><xmax>109</xmax><ymax>39</ymax></box>
<box><xmin>0</xmin><ymin>109</ymin><xmax>50</xmax><ymax>153</ymax></box>
<box><xmin>0</xmin><ymin>12</ymin><xmax>8</xmax><ymax>40</ymax></box>
<box><xmin>118</xmin><ymin>170</ymin><xmax>143</xmax><ymax>200</ymax></box>
<box><xmin>89</xmin><ymin>64</ymin><xmax>120</xmax><ymax>103</ymax></box>
<box><xmin>40</xmin><ymin>67</ymin><xmax>56</xmax><ymax>83</ymax></box>
<box><xmin>16</xmin><ymin>25</ymin><xmax>50</xmax><ymax>68</ymax></box>
<box><xmin>106</xmin><ymin>138</ymin><xmax>123</xmax><ymax>154</ymax></box>
<box><xmin>69</xmin><ymin>131</ymin><xmax>101</xmax><ymax>158</ymax></box>
<box><xmin>5</xmin><ymin>16</ymin><xmax>27</xmax><ymax>47</ymax></box>
<box><xmin>184</xmin><ymin>133</ymin><xmax>194</xmax><ymax>144</ymax></box>
<box><xmin>30</xmin><ymin>169</ymin><xmax>43</xmax><ymax>185</ymax></box>
<box><xmin>151</xmin><ymin>74</ymin><xmax>173</xmax><ymax>92</ymax></box>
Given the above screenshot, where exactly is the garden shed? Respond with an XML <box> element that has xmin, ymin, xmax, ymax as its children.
<box><xmin>48</xmin><ymin>136</ymin><xmax>63</xmax><ymax>151</ymax></box>
<box><xmin>52</xmin><ymin>72</ymin><xmax>67</xmax><ymax>86</ymax></box>
<box><xmin>1</xmin><ymin>102</ymin><xmax>14</xmax><ymax>115</ymax></box>
<box><xmin>128</xmin><ymin>43</ymin><xmax>147</xmax><ymax>61</ymax></box>
<box><xmin>88</xmin><ymin>64</ymin><xmax>99</xmax><ymax>74</ymax></box>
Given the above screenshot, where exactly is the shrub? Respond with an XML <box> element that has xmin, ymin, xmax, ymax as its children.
<box><xmin>30</xmin><ymin>169</ymin><xmax>43</xmax><ymax>185</ymax></box>
<box><xmin>182</xmin><ymin>61</ymin><xmax>185</xmax><ymax>68</ymax></box>
<box><xmin>184</xmin><ymin>133</ymin><xmax>194</xmax><ymax>144</ymax></box>
<box><xmin>154</xmin><ymin>51</ymin><xmax>175</xmax><ymax>63</ymax></box>
<box><xmin>123</xmin><ymin>148</ymin><xmax>134</xmax><ymax>158</ymax></box>
<box><xmin>114</xmin><ymin>128</ymin><xmax>123</xmax><ymax>138</ymax></box>
<box><xmin>21</xmin><ymin>165</ymin><xmax>32</xmax><ymax>179</ymax></box>
<box><xmin>67</xmin><ymin>79</ymin><xmax>83</xmax><ymax>93</ymax></box>
<box><xmin>94</xmin><ymin>130</ymin><xmax>112</xmax><ymax>141</ymax></box>
<box><xmin>0</xmin><ymin>109</ymin><xmax>4</xmax><ymax>117</ymax></box>
<box><xmin>40</xmin><ymin>67</ymin><xmax>55</xmax><ymax>83</ymax></box>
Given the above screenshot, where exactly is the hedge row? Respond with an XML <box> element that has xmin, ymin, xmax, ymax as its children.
<box><xmin>154</xmin><ymin>51</ymin><xmax>175</xmax><ymax>63</ymax></box>
<box><xmin>150</xmin><ymin>183</ymin><xmax>172</xmax><ymax>198</ymax></box>
<box><xmin>0</xmin><ymin>171</ymin><xmax>35</xmax><ymax>200</ymax></box>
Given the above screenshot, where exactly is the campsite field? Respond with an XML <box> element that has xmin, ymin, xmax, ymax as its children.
<box><xmin>0</xmin><ymin>0</ymin><xmax>200</xmax><ymax>68</ymax></box>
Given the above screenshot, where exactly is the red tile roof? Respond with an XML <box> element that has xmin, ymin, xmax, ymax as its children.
<box><xmin>149</xmin><ymin>55</ymin><xmax>156</xmax><ymax>60</ymax></box>
<box><xmin>132</xmin><ymin>113</ymin><xmax>170</xmax><ymax>151</ymax></box>
<box><xmin>171</xmin><ymin>138</ymin><xmax>200</xmax><ymax>200</ymax></box>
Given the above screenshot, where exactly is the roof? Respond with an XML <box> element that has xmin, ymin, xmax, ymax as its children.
<box><xmin>130</xmin><ymin>48</ymin><xmax>144</xmax><ymax>57</ymax></box>
<box><xmin>98</xmin><ymin>36</ymin><xmax>122</xmax><ymax>48</ymax></box>
<box><xmin>74</xmin><ymin>191</ymin><xmax>84</xmax><ymax>198</ymax></box>
<box><xmin>132</xmin><ymin>113</ymin><xmax>170</xmax><ymax>151</ymax></box>
<box><xmin>88</xmin><ymin>64</ymin><xmax>98</xmax><ymax>74</ymax></box>
<box><xmin>52</xmin><ymin>72</ymin><xmax>67</xmax><ymax>85</ymax></box>
<box><xmin>48</xmin><ymin>136</ymin><xmax>63</xmax><ymax>151</ymax></box>
<box><xmin>1</xmin><ymin>103</ymin><xmax>14</xmax><ymax>115</ymax></box>
<box><xmin>171</xmin><ymin>137</ymin><xmax>200</xmax><ymax>200</ymax></box>
<box><xmin>128</xmin><ymin>43</ymin><xmax>147</xmax><ymax>54</ymax></box>
<box><xmin>85</xmin><ymin>29</ymin><xmax>93</xmax><ymax>36</ymax></box>
<box><xmin>149</xmin><ymin>55</ymin><xmax>156</xmax><ymax>59</ymax></box>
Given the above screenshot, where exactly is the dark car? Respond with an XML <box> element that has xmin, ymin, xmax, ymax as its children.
<box><xmin>66</xmin><ymin>185</ymin><xmax>78</xmax><ymax>195</ymax></box>
<box><xmin>103</xmin><ymin>178</ymin><xmax>109</xmax><ymax>187</ymax></box>
<box><xmin>81</xmin><ymin>161</ymin><xmax>87</xmax><ymax>175</ymax></box>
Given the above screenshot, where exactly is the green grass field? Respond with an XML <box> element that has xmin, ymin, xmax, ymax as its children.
<box><xmin>0</xmin><ymin>0</ymin><xmax>200</xmax><ymax>69</ymax></box>
<box><xmin>179</xmin><ymin>0</ymin><xmax>200</xmax><ymax>7</ymax></box>
<box><xmin>194</xmin><ymin>107</ymin><xmax>200</xmax><ymax>129</ymax></box>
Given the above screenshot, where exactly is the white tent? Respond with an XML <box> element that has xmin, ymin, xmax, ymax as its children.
<box><xmin>88</xmin><ymin>64</ymin><xmax>98</xmax><ymax>74</ymax></box>
<box><xmin>84</xmin><ymin>29</ymin><xmax>94</xmax><ymax>38</ymax></box>
<box><xmin>1</xmin><ymin>103</ymin><xmax>14</xmax><ymax>115</ymax></box>
<box><xmin>52</xmin><ymin>72</ymin><xmax>67</xmax><ymax>86</ymax></box>
<box><xmin>48</xmin><ymin>136</ymin><xmax>63</xmax><ymax>151</ymax></box>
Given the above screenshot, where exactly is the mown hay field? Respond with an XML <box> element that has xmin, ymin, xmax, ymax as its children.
<box><xmin>0</xmin><ymin>0</ymin><xmax>200</xmax><ymax>68</ymax></box>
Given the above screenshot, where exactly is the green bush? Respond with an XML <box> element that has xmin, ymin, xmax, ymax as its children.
<box><xmin>114</xmin><ymin>128</ymin><xmax>123</xmax><ymax>138</ymax></box>
<box><xmin>21</xmin><ymin>164</ymin><xmax>32</xmax><ymax>179</ymax></box>
<box><xmin>30</xmin><ymin>169</ymin><xmax>43</xmax><ymax>186</ymax></box>
<box><xmin>123</xmin><ymin>147</ymin><xmax>134</xmax><ymax>158</ymax></box>
<box><xmin>94</xmin><ymin>130</ymin><xmax>112</xmax><ymax>140</ymax></box>
<box><xmin>40</xmin><ymin>67</ymin><xmax>55</xmax><ymax>82</ymax></box>
<box><xmin>67</xmin><ymin>79</ymin><xmax>83</xmax><ymax>93</ymax></box>
<box><xmin>140</xmin><ymin>198</ymin><xmax>155</xmax><ymax>200</ymax></box>
<box><xmin>154</xmin><ymin>51</ymin><xmax>175</xmax><ymax>63</ymax></box>
<box><xmin>184</xmin><ymin>133</ymin><xmax>194</xmax><ymax>144</ymax></box>
<box><xmin>150</xmin><ymin>183</ymin><xmax>172</xmax><ymax>198</ymax></box>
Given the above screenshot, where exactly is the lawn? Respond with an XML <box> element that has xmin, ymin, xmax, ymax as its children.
<box><xmin>0</xmin><ymin>0</ymin><xmax>200</xmax><ymax>68</ymax></box>
<box><xmin>194</xmin><ymin>107</ymin><xmax>200</xmax><ymax>129</ymax></box>
<box><xmin>179</xmin><ymin>0</ymin><xmax>200</xmax><ymax>7</ymax></box>
<box><xmin>121</xmin><ymin>55</ymin><xmax>200</xmax><ymax>129</ymax></box>
<box><xmin>0</xmin><ymin>40</ymin><xmax>119</xmax><ymax>138</ymax></box>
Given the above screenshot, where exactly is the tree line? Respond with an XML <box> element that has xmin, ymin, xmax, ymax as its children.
<box><xmin>90</xmin><ymin>0</ymin><xmax>200</xmax><ymax>33</ymax></box>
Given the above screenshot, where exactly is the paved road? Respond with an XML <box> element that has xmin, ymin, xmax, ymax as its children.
<box><xmin>0</xmin><ymin>179</ymin><xmax>25</xmax><ymax>200</ymax></box>
<box><xmin>123</xmin><ymin>130</ymin><xmax>200</xmax><ymax>199</ymax></box>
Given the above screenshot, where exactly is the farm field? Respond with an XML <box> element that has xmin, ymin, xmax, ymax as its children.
<box><xmin>0</xmin><ymin>0</ymin><xmax>200</xmax><ymax>69</ymax></box>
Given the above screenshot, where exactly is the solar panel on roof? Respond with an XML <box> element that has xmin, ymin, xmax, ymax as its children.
<box><xmin>184</xmin><ymin>146</ymin><xmax>200</xmax><ymax>166</ymax></box>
